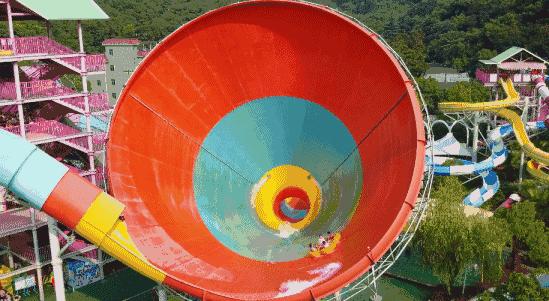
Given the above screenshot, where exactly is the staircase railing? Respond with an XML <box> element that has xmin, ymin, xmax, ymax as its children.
<box><xmin>0</xmin><ymin>80</ymin><xmax>77</xmax><ymax>100</ymax></box>
<box><xmin>0</xmin><ymin>36</ymin><xmax>106</xmax><ymax>72</ymax></box>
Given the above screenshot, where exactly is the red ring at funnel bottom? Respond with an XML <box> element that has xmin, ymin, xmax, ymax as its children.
<box><xmin>274</xmin><ymin>187</ymin><xmax>311</xmax><ymax>223</ymax></box>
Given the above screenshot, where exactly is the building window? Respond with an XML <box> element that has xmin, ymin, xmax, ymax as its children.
<box><xmin>110</xmin><ymin>65</ymin><xmax>115</xmax><ymax>71</ymax></box>
<box><xmin>111</xmin><ymin>79</ymin><xmax>116</xmax><ymax>86</ymax></box>
<box><xmin>97</xmin><ymin>80</ymin><xmax>101</xmax><ymax>86</ymax></box>
<box><xmin>109</xmin><ymin>49</ymin><xmax>113</xmax><ymax>56</ymax></box>
<box><xmin>112</xmin><ymin>93</ymin><xmax>117</xmax><ymax>99</ymax></box>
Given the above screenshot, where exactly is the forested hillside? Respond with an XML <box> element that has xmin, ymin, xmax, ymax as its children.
<box><xmin>1</xmin><ymin>0</ymin><xmax>547</xmax><ymax>75</ymax></box>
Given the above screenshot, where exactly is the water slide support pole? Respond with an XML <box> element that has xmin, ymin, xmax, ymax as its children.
<box><xmin>31</xmin><ymin>209</ymin><xmax>45</xmax><ymax>301</ymax></box>
<box><xmin>472</xmin><ymin>112</ymin><xmax>480</xmax><ymax>162</ymax></box>
<box><xmin>13</xmin><ymin>61</ymin><xmax>25</xmax><ymax>139</ymax></box>
<box><xmin>6</xmin><ymin>0</ymin><xmax>15</xmax><ymax>54</ymax></box>
<box><xmin>98</xmin><ymin>249</ymin><xmax>105</xmax><ymax>280</ymax></box>
<box><xmin>157</xmin><ymin>285</ymin><xmax>167</xmax><ymax>301</ymax></box>
<box><xmin>518</xmin><ymin>97</ymin><xmax>530</xmax><ymax>183</ymax></box>
<box><xmin>77</xmin><ymin>20</ymin><xmax>96</xmax><ymax>185</ymax></box>
<box><xmin>493</xmin><ymin>85</ymin><xmax>499</xmax><ymax>140</ymax></box>
<box><xmin>48</xmin><ymin>217</ymin><xmax>66</xmax><ymax>301</ymax></box>
<box><xmin>7</xmin><ymin>1</ymin><xmax>25</xmax><ymax>139</ymax></box>
<box><xmin>335</xmin><ymin>290</ymin><xmax>342</xmax><ymax>301</ymax></box>
<box><xmin>0</xmin><ymin>187</ymin><xmax>6</xmax><ymax>213</ymax></box>
<box><xmin>46</xmin><ymin>22</ymin><xmax>52</xmax><ymax>39</ymax></box>
<box><xmin>519</xmin><ymin>152</ymin><xmax>525</xmax><ymax>183</ymax></box>
<box><xmin>7</xmin><ymin>243</ymin><xmax>14</xmax><ymax>269</ymax></box>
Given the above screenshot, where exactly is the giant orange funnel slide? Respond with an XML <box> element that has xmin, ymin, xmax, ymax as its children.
<box><xmin>0</xmin><ymin>1</ymin><xmax>426</xmax><ymax>300</ymax></box>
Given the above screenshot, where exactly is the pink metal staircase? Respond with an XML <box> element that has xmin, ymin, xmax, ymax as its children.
<box><xmin>0</xmin><ymin>32</ymin><xmax>109</xmax><ymax>187</ymax></box>
<box><xmin>52</xmin><ymin>93</ymin><xmax>110</xmax><ymax>114</ymax></box>
<box><xmin>0</xmin><ymin>36</ymin><xmax>106</xmax><ymax>72</ymax></box>
<box><xmin>1</xmin><ymin>119</ymin><xmax>106</xmax><ymax>152</ymax></box>
<box><xmin>0</xmin><ymin>80</ymin><xmax>109</xmax><ymax>114</ymax></box>
<box><xmin>20</xmin><ymin>65</ymin><xmax>50</xmax><ymax>81</ymax></box>
<box><xmin>0</xmin><ymin>79</ymin><xmax>76</xmax><ymax>100</ymax></box>
<box><xmin>20</xmin><ymin>64</ymin><xmax>71</xmax><ymax>81</ymax></box>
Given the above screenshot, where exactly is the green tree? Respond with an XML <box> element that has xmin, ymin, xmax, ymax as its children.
<box><xmin>121</xmin><ymin>23</ymin><xmax>136</xmax><ymax>38</ymax></box>
<box><xmin>414</xmin><ymin>177</ymin><xmax>474</xmax><ymax>294</ymax></box>
<box><xmin>417</xmin><ymin>77</ymin><xmax>446</xmax><ymax>113</ymax></box>
<box><xmin>0</xmin><ymin>20</ymin><xmax>46</xmax><ymax>37</ymax></box>
<box><xmin>446</xmin><ymin>80</ymin><xmax>490</xmax><ymax>103</ymax></box>
<box><xmin>496</xmin><ymin>202</ymin><xmax>549</xmax><ymax>267</ymax></box>
<box><xmin>483</xmin><ymin>13</ymin><xmax>523</xmax><ymax>51</ymax></box>
<box><xmin>471</xmin><ymin>216</ymin><xmax>510</xmax><ymax>284</ymax></box>
<box><xmin>515</xmin><ymin>179</ymin><xmax>549</xmax><ymax>226</ymax></box>
<box><xmin>59</xmin><ymin>74</ymin><xmax>83</xmax><ymax>92</ymax></box>
<box><xmin>390</xmin><ymin>31</ymin><xmax>429</xmax><ymax>77</ymax></box>
<box><xmin>416</xmin><ymin>177</ymin><xmax>511</xmax><ymax>294</ymax></box>
<box><xmin>477</xmin><ymin>48</ymin><xmax>497</xmax><ymax>61</ymax></box>
<box><xmin>505</xmin><ymin>272</ymin><xmax>545</xmax><ymax>301</ymax></box>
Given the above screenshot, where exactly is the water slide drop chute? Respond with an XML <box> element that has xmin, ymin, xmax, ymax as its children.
<box><xmin>0</xmin><ymin>1</ymin><xmax>426</xmax><ymax>300</ymax></box>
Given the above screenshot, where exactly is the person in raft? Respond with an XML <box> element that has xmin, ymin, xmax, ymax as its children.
<box><xmin>309</xmin><ymin>243</ymin><xmax>318</xmax><ymax>252</ymax></box>
<box><xmin>0</xmin><ymin>289</ymin><xmax>12</xmax><ymax>301</ymax></box>
<box><xmin>318</xmin><ymin>235</ymin><xmax>328</xmax><ymax>248</ymax></box>
<box><xmin>327</xmin><ymin>231</ymin><xmax>336</xmax><ymax>241</ymax></box>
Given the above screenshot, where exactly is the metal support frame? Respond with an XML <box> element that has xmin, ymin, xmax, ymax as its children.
<box><xmin>0</xmin><ymin>264</ymin><xmax>44</xmax><ymax>281</ymax></box>
<box><xmin>0</xmin><ymin>17</ymin><xmax>105</xmax><ymax>189</ymax></box>
<box><xmin>77</xmin><ymin>20</ymin><xmax>97</xmax><ymax>185</ymax></box>
<box><xmin>518</xmin><ymin>96</ymin><xmax>532</xmax><ymax>183</ymax></box>
<box><xmin>31</xmin><ymin>209</ymin><xmax>45</xmax><ymax>301</ymax></box>
<box><xmin>0</xmin><ymin>210</ymin><xmax>47</xmax><ymax>296</ymax></box>
<box><xmin>0</xmin><ymin>186</ymin><xmax>6</xmax><ymax>213</ymax></box>
<box><xmin>48</xmin><ymin>224</ymin><xmax>99</xmax><ymax>261</ymax></box>
<box><xmin>158</xmin><ymin>285</ymin><xmax>168</xmax><ymax>301</ymax></box>
<box><xmin>12</xmin><ymin>61</ymin><xmax>25</xmax><ymax>138</ymax></box>
<box><xmin>0</xmin><ymin>7</ymin><xmax>111</xmax><ymax>301</ymax></box>
<box><xmin>6</xmin><ymin>0</ymin><xmax>15</xmax><ymax>53</ymax></box>
<box><xmin>5</xmin><ymin>0</ymin><xmax>25</xmax><ymax>139</ymax></box>
<box><xmin>0</xmin><ymin>217</ymin><xmax>108</xmax><ymax>297</ymax></box>
<box><xmin>471</xmin><ymin>112</ymin><xmax>480</xmax><ymax>163</ymax></box>
<box><xmin>334</xmin><ymin>290</ymin><xmax>342</xmax><ymax>301</ymax></box>
<box><xmin>46</xmin><ymin>22</ymin><xmax>52</xmax><ymax>39</ymax></box>
<box><xmin>7</xmin><ymin>241</ymin><xmax>14</xmax><ymax>269</ymax></box>
<box><xmin>98</xmin><ymin>249</ymin><xmax>105</xmax><ymax>279</ymax></box>
<box><xmin>47</xmin><ymin>217</ymin><xmax>67</xmax><ymax>301</ymax></box>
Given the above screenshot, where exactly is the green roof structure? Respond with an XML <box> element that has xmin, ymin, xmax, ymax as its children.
<box><xmin>479</xmin><ymin>46</ymin><xmax>548</xmax><ymax>65</ymax></box>
<box><xmin>16</xmin><ymin>0</ymin><xmax>108</xmax><ymax>20</ymax></box>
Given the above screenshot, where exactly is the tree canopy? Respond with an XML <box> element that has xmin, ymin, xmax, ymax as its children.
<box><xmin>414</xmin><ymin>177</ymin><xmax>511</xmax><ymax>295</ymax></box>
<box><xmin>493</xmin><ymin>272</ymin><xmax>549</xmax><ymax>301</ymax></box>
<box><xmin>1</xmin><ymin>0</ymin><xmax>546</xmax><ymax>70</ymax></box>
<box><xmin>496</xmin><ymin>202</ymin><xmax>549</xmax><ymax>267</ymax></box>
<box><xmin>445</xmin><ymin>80</ymin><xmax>491</xmax><ymax>103</ymax></box>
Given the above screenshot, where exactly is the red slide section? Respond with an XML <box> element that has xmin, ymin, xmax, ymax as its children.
<box><xmin>107</xmin><ymin>1</ymin><xmax>426</xmax><ymax>300</ymax></box>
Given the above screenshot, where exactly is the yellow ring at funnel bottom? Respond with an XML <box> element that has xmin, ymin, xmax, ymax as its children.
<box><xmin>253</xmin><ymin>165</ymin><xmax>321</xmax><ymax>231</ymax></box>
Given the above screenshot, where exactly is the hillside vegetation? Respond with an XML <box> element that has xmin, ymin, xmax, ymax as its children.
<box><xmin>1</xmin><ymin>0</ymin><xmax>546</xmax><ymax>75</ymax></box>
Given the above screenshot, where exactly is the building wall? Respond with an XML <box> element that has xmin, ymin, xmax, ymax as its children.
<box><xmin>424</xmin><ymin>65</ymin><xmax>470</xmax><ymax>88</ymax></box>
<box><xmin>106</xmin><ymin>45</ymin><xmax>139</xmax><ymax>106</ymax></box>
<box><xmin>87</xmin><ymin>43</ymin><xmax>150</xmax><ymax>106</ymax></box>
<box><xmin>88</xmin><ymin>73</ymin><xmax>107</xmax><ymax>94</ymax></box>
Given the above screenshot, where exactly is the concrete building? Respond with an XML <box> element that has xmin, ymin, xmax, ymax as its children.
<box><xmin>424</xmin><ymin>64</ymin><xmax>470</xmax><ymax>88</ymax></box>
<box><xmin>88</xmin><ymin>39</ymin><xmax>152</xmax><ymax>106</ymax></box>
